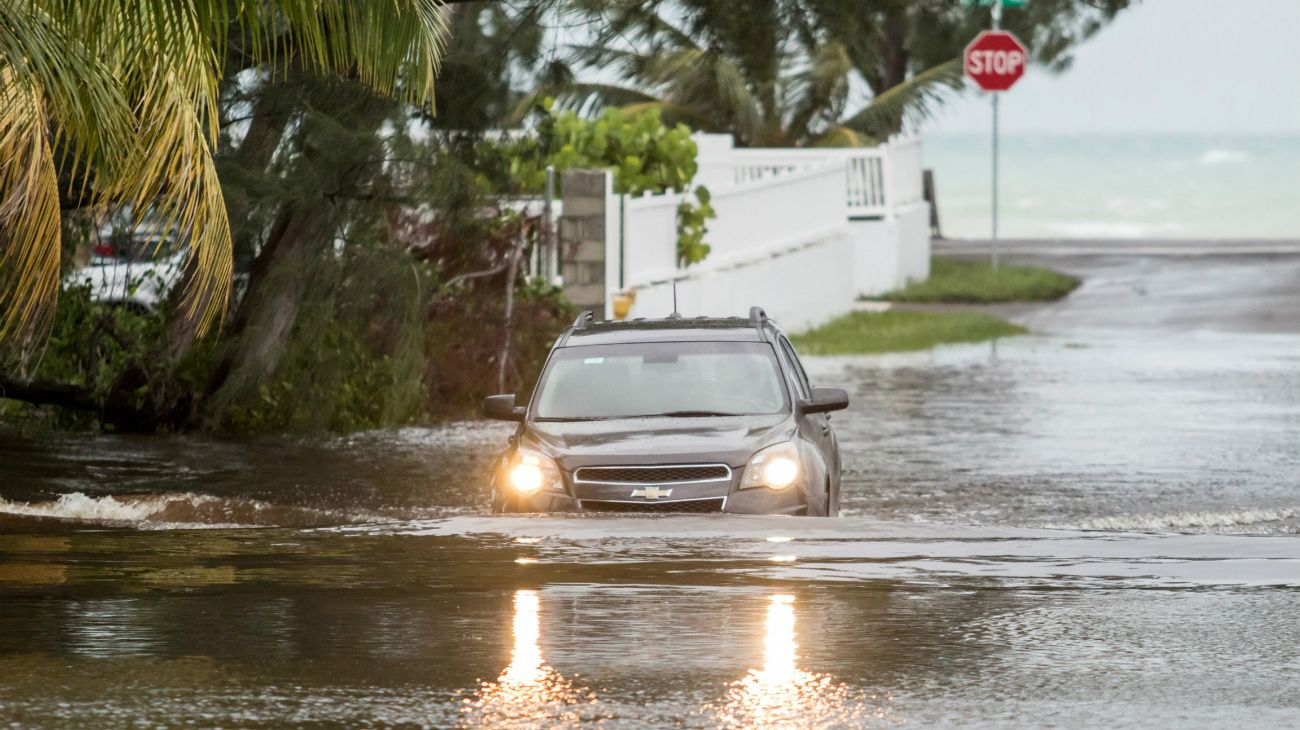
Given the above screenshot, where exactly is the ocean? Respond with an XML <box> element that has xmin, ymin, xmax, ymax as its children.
<box><xmin>923</xmin><ymin>134</ymin><xmax>1300</xmax><ymax>240</ymax></box>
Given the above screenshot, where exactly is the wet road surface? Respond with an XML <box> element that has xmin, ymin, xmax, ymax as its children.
<box><xmin>2</xmin><ymin>254</ymin><xmax>1298</xmax><ymax>727</ymax></box>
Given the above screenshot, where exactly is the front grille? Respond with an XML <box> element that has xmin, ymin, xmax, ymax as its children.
<box><xmin>582</xmin><ymin>498</ymin><xmax>725</xmax><ymax>514</ymax></box>
<box><xmin>575</xmin><ymin>464</ymin><xmax>730</xmax><ymax>484</ymax></box>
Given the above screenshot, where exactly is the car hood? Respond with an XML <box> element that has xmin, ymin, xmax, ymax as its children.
<box><xmin>522</xmin><ymin>414</ymin><xmax>795</xmax><ymax>469</ymax></box>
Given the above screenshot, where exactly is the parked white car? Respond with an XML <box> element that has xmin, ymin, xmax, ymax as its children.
<box><xmin>65</xmin><ymin>228</ymin><xmax>187</xmax><ymax>311</ymax></box>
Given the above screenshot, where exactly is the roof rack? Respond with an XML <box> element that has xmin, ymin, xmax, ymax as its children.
<box><xmin>748</xmin><ymin>306</ymin><xmax>769</xmax><ymax>340</ymax></box>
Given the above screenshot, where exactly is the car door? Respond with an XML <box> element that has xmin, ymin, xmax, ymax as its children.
<box><xmin>775</xmin><ymin>335</ymin><xmax>838</xmax><ymax>514</ymax></box>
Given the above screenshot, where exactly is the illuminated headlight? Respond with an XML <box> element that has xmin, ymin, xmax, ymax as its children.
<box><xmin>740</xmin><ymin>442</ymin><xmax>801</xmax><ymax>490</ymax></box>
<box><xmin>505</xmin><ymin>449</ymin><xmax>564</xmax><ymax>495</ymax></box>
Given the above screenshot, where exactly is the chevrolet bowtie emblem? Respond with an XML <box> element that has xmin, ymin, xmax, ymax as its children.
<box><xmin>631</xmin><ymin>486</ymin><xmax>673</xmax><ymax>500</ymax></box>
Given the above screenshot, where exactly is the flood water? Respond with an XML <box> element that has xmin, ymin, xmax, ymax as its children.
<box><xmin>2</xmin><ymin>254</ymin><xmax>1299</xmax><ymax>728</ymax></box>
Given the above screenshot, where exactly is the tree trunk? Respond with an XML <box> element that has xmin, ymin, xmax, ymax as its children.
<box><xmin>195</xmin><ymin>94</ymin><xmax>392</xmax><ymax>425</ymax></box>
<box><xmin>880</xmin><ymin>11</ymin><xmax>910</xmax><ymax>91</ymax></box>
<box><xmin>197</xmin><ymin>198</ymin><xmax>339</xmax><ymax>417</ymax></box>
<box><xmin>496</xmin><ymin>223</ymin><xmax>526</xmax><ymax>393</ymax></box>
<box><xmin>0</xmin><ymin>376</ymin><xmax>152</xmax><ymax>430</ymax></box>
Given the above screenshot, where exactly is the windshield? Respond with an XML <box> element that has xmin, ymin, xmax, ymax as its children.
<box><xmin>533</xmin><ymin>341</ymin><xmax>789</xmax><ymax>420</ymax></box>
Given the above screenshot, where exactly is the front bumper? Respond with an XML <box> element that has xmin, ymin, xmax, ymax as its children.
<box><xmin>493</xmin><ymin>468</ymin><xmax>809</xmax><ymax>515</ymax></box>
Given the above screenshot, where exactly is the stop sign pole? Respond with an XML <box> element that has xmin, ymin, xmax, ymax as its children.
<box><xmin>964</xmin><ymin>2</ymin><xmax>1028</xmax><ymax>269</ymax></box>
<box><xmin>992</xmin><ymin>2</ymin><xmax>1002</xmax><ymax>269</ymax></box>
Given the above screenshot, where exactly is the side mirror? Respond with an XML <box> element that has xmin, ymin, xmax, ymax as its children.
<box><xmin>800</xmin><ymin>386</ymin><xmax>849</xmax><ymax>414</ymax></box>
<box><xmin>483</xmin><ymin>394</ymin><xmax>526</xmax><ymax>421</ymax></box>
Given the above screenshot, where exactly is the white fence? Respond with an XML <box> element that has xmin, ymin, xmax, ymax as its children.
<box><xmin>554</xmin><ymin>133</ymin><xmax>931</xmax><ymax>331</ymax></box>
<box><xmin>693</xmin><ymin>134</ymin><xmax>924</xmax><ymax>219</ymax></box>
<box><xmin>603</xmin><ymin>134</ymin><xmax>930</xmax><ymax>329</ymax></box>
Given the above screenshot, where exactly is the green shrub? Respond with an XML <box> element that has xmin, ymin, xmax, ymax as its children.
<box><xmin>874</xmin><ymin>258</ymin><xmax>1080</xmax><ymax>304</ymax></box>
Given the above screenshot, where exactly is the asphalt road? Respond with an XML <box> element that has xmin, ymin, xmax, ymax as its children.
<box><xmin>934</xmin><ymin>241</ymin><xmax>1300</xmax><ymax>335</ymax></box>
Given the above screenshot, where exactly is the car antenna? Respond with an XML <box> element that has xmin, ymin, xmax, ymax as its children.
<box><xmin>668</xmin><ymin>278</ymin><xmax>682</xmax><ymax>319</ymax></box>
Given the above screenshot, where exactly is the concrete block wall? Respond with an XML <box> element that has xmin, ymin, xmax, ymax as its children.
<box><xmin>557</xmin><ymin>170</ymin><xmax>614</xmax><ymax>314</ymax></box>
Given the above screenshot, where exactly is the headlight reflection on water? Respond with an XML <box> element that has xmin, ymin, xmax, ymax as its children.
<box><xmin>464</xmin><ymin>590</ymin><xmax>893</xmax><ymax>728</ymax></box>
<box><xmin>703</xmin><ymin>594</ymin><xmax>895</xmax><ymax>729</ymax></box>
<box><xmin>460</xmin><ymin>590</ymin><xmax>597</xmax><ymax>727</ymax></box>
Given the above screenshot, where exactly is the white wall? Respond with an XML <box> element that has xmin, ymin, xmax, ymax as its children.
<box><xmin>896</xmin><ymin>203</ymin><xmax>932</xmax><ymax>287</ymax></box>
<box><xmin>851</xmin><ymin>203</ymin><xmax>932</xmax><ymax>297</ymax></box>
<box><xmin>624</xmin><ymin>231</ymin><xmax>859</xmax><ymax>332</ymax></box>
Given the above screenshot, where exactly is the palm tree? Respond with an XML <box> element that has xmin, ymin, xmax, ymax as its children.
<box><xmin>0</xmin><ymin>1</ymin><xmax>447</xmax><ymax>342</ymax></box>
<box><xmin>528</xmin><ymin>0</ymin><xmax>964</xmax><ymax>148</ymax></box>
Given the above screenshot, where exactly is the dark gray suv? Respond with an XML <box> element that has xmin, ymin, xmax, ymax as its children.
<box><xmin>484</xmin><ymin>307</ymin><xmax>848</xmax><ymax>516</ymax></box>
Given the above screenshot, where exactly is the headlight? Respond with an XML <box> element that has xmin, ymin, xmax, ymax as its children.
<box><xmin>505</xmin><ymin>449</ymin><xmax>565</xmax><ymax>495</ymax></box>
<box><xmin>740</xmin><ymin>442</ymin><xmax>801</xmax><ymax>490</ymax></box>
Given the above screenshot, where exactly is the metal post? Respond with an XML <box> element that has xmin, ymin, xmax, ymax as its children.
<box><xmin>618</xmin><ymin>194</ymin><xmax>626</xmax><ymax>290</ymax></box>
<box><xmin>543</xmin><ymin>165</ymin><xmax>555</xmax><ymax>281</ymax></box>
<box><xmin>992</xmin><ymin>93</ymin><xmax>1000</xmax><ymax>269</ymax></box>
<box><xmin>990</xmin><ymin>0</ymin><xmax>1002</xmax><ymax>270</ymax></box>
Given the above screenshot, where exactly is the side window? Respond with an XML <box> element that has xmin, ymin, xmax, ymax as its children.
<box><xmin>776</xmin><ymin>336</ymin><xmax>811</xmax><ymax>399</ymax></box>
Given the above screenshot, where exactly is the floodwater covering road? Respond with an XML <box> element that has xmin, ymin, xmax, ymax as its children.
<box><xmin>2</xmin><ymin>253</ymin><xmax>1298</xmax><ymax>728</ymax></box>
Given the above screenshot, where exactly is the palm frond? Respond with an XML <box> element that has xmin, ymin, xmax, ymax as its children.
<box><xmin>784</xmin><ymin>40</ymin><xmax>853</xmax><ymax>146</ymax></box>
<box><xmin>808</xmin><ymin>124</ymin><xmax>870</xmax><ymax>148</ymax></box>
<box><xmin>509</xmin><ymin>82</ymin><xmax>661</xmax><ymax>125</ymax></box>
<box><xmin>117</xmin><ymin>69</ymin><xmax>234</xmax><ymax>336</ymax></box>
<box><xmin>232</xmin><ymin>1</ymin><xmax>448</xmax><ymax>107</ymax></box>
<box><xmin>582</xmin><ymin>1</ymin><xmax>701</xmax><ymax>55</ymax></box>
<box><xmin>0</xmin><ymin>2</ymin><xmax>132</xmax><ymax>185</ymax></box>
<box><xmin>840</xmin><ymin>57</ymin><xmax>966</xmax><ymax>136</ymax></box>
<box><xmin>0</xmin><ymin>68</ymin><xmax>62</xmax><ymax>343</ymax></box>
<box><xmin>0</xmin><ymin>2</ymin><xmax>132</xmax><ymax>343</ymax></box>
<box><xmin>75</xmin><ymin>1</ymin><xmax>233</xmax><ymax>335</ymax></box>
<box><xmin>701</xmin><ymin>54</ymin><xmax>766</xmax><ymax>146</ymax></box>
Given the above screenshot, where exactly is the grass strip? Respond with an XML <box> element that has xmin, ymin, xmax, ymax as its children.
<box><xmin>872</xmin><ymin>257</ymin><xmax>1080</xmax><ymax>304</ymax></box>
<box><xmin>792</xmin><ymin>311</ymin><xmax>1026</xmax><ymax>355</ymax></box>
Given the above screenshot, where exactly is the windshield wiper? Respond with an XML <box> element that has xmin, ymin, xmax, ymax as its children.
<box><xmin>534</xmin><ymin>416</ymin><xmax>608</xmax><ymax>422</ymax></box>
<box><xmin>656</xmin><ymin>410</ymin><xmax>742</xmax><ymax>418</ymax></box>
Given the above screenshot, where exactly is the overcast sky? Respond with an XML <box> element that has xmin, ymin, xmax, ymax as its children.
<box><xmin>923</xmin><ymin>0</ymin><xmax>1300</xmax><ymax>136</ymax></box>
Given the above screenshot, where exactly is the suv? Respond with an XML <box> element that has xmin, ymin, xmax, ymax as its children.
<box><xmin>484</xmin><ymin>307</ymin><xmax>848</xmax><ymax>516</ymax></box>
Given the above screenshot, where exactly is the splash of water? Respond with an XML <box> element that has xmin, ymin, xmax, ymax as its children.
<box><xmin>0</xmin><ymin>491</ymin><xmax>365</xmax><ymax>529</ymax></box>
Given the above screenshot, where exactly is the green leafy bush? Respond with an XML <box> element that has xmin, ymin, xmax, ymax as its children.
<box><xmin>502</xmin><ymin>103</ymin><xmax>714</xmax><ymax>266</ymax></box>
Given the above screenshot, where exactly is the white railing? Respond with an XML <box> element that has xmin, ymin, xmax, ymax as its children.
<box><xmin>693</xmin><ymin>134</ymin><xmax>924</xmax><ymax>219</ymax></box>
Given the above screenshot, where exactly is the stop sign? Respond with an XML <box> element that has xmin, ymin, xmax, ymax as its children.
<box><xmin>964</xmin><ymin>31</ymin><xmax>1028</xmax><ymax>92</ymax></box>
